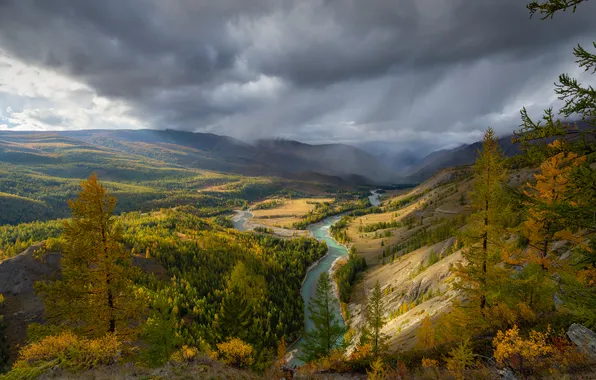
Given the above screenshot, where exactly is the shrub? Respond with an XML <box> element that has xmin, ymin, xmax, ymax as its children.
<box><xmin>214</xmin><ymin>338</ymin><xmax>254</xmax><ymax>368</ymax></box>
<box><xmin>444</xmin><ymin>340</ymin><xmax>475</xmax><ymax>380</ymax></box>
<box><xmin>422</xmin><ymin>357</ymin><xmax>439</xmax><ymax>368</ymax></box>
<box><xmin>367</xmin><ymin>357</ymin><xmax>386</xmax><ymax>380</ymax></box>
<box><xmin>170</xmin><ymin>345</ymin><xmax>199</xmax><ymax>363</ymax></box>
<box><xmin>347</xmin><ymin>343</ymin><xmax>373</xmax><ymax>371</ymax></box>
<box><xmin>493</xmin><ymin>325</ymin><xmax>581</xmax><ymax>375</ymax></box>
<box><xmin>9</xmin><ymin>331</ymin><xmax>121</xmax><ymax>378</ymax></box>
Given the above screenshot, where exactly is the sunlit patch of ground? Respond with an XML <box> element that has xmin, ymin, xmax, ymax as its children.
<box><xmin>250</xmin><ymin>198</ymin><xmax>334</xmax><ymax>228</ymax></box>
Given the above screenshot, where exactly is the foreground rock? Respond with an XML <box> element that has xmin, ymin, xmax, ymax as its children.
<box><xmin>0</xmin><ymin>244</ymin><xmax>167</xmax><ymax>364</ymax></box>
<box><xmin>567</xmin><ymin>323</ymin><xmax>596</xmax><ymax>361</ymax></box>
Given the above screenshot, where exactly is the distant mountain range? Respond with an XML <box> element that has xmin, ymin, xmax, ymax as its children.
<box><xmin>5</xmin><ymin>125</ymin><xmax>576</xmax><ymax>186</ymax></box>
<box><xmin>0</xmin><ymin>129</ymin><xmax>397</xmax><ymax>185</ymax></box>
<box><xmin>398</xmin><ymin>134</ymin><xmax>522</xmax><ymax>183</ymax></box>
<box><xmin>393</xmin><ymin>121</ymin><xmax>591</xmax><ymax>183</ymax></box>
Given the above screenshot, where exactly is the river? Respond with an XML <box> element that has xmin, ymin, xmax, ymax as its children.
<box><xmin>368</xmin><ymin>189</ymin><xmax>382</xmax><ymax>207</ymax></box>
<box><xmin>231</xmin><ymin>189</ymin><xmax>382</xmax><ymax>365</ymax></box>
<box><xmin>231</xmin><ymin>210</ymin><xmax>348</xmax><ymax>365</ymax></box>
<box><xmin>286</xmin><ymin>215</ymin><xmax>348</xmax><ymax>365</ymax></box>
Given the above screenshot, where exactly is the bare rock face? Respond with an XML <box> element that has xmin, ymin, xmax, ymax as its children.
<box><xmin>567</xmin><ymin>323</ymin><xmax>596</xmax><ymax>360</ymax></box>
<box><xmin>0</xmin><ymin>244</ymin><xmax>62</xmax><ymax>363</ymax></box>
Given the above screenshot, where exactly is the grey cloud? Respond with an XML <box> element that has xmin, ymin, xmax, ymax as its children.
<box><xmin>0</xmin><ymin>0</ymin><xmax>595</xmax><ymax>156</ymax></box>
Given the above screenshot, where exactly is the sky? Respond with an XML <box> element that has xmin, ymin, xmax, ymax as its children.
<box><xmin>1</xmin><ymin>0</ymin><xmax>595</xmax><ymax>156</ymax></box>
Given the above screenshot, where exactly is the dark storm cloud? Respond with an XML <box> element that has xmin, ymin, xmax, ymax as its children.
<box><xmin>0</xmin><ymin>0</ymin><xmax>595</xmax><ymax>153</ymax></box>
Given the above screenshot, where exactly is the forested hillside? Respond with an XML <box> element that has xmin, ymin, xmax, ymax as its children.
<box><xmin>0</xmin><ymin>129</ymin><xmax>394</xmax><ymax>188</ymax></box>
<box><xmin>0</xmin><ymin>177</ymin><xmax>329</xmax><ymax>376</ymax></box>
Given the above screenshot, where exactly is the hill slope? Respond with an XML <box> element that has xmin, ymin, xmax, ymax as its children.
<box><xmin>0</xmin><ymin>129</ymin><xmax>395</xmax><ymax>185</ymax></box>
<box><xmin>337</xmin><ymin>166</ymin><xmax>537</xmax><ymax>352</ymax></box>
<box><xmin>402</xmin><ymin>135</ymin><xmax>521</xmax><ymax>183</ymax></box>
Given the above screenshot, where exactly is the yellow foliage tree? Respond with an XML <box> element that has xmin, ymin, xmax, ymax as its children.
<box><xmin>36</xmin><ymin>174</ymin><xmax>144</xmax><ymax>339</ymax></box>
<box><xmin>416</xmin><ymin>314</ymin><xmax>435</xmax><ymax>350</ymax></box>
<box><xmin>444</xmin><ymin>340</ymin><xmax>475</xmax><ymax>380</ymax></box>
<box><xmin>522</xmin><ymin>142</ymin><xmax>586</xmax><ymax>271</ymax></box>
<box><xmin>366</xmin><ymin>357</ymin><xmax>386</xmax><ymax>380</ymax></box>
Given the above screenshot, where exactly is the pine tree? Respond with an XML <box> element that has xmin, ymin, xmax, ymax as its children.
<box><xmin>36</xmin><ymin>174</ymin><xmax>144</xmax><ymax>339</ymax></box>
<box><xmin>300</xmin><ymin>272</ymin><xmax>346</xmax><ymax>362</ymax></box>
<box><xmin>454</xmin><ymin>128</ymin><xmax>508</xmax><ymax>313</ymax></box>
<box><xmin>214</xmin><ymin>262</ymin><xmax>265</xmax><ymax>343</ymax></box>
<box><xmin>362</xmin><ymin>281</ymin><xmax>386</xmax><ymax>359</ymax></box>
<box><xmin>215</xmin><ymin>286</ymin><xmax>253</xmax><ymax>341</ymax></box>
<box><xmin>141</xmin><ymin>294</ymin><xmax>181</xmax><ymax>366</ymax></box>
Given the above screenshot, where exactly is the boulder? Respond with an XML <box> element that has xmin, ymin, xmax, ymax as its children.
<box><xmin>567</xmin><ymin>323</ymin><xmax>596</xmax><ymax>361</ymax></box>
<box><xmin>500</xmin><ymin>368</ymin><xmax>518</xmax><ymax>380</ymax></box>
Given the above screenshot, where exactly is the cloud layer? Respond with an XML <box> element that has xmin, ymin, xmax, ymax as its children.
<box><xmin>1</xmin><ymin>0</ymin><xmax>595</xmax><ymax>154</ymax></box>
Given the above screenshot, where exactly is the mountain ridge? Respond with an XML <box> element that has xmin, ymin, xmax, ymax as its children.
<box><xmin>0</xmin><ymin>129</ymin><xmax>397</xmax><ymax>185</ymax></box>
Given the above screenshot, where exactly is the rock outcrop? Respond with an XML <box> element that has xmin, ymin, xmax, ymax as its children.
<box><xmin>567</xmin><ymin>323</ymin><xmax>596</xmax><ymax>361</ymax></box>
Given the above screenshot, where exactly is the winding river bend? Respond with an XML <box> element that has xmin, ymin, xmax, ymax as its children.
<box><xmin>287</xmin><ymin>215</ymin><xmax>348</xmax><ymax>365</ymax></box>
<box><xmin>232</xmin><ymin>190</ymin><xmax>381</xmax><ymax>366</ymax></box>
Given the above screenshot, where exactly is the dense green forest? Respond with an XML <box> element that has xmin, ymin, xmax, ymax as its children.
<box><xmin>1</xmin><ymin>179</ymin><xmax>328</xmax><ymax>375</ymax></box>
<box><xmin>0</xmin><ymin>143</ymin><xmax>334</xmax><ymax>226</ymax></box>
<box><xmin>0</xmin><ymin>162</ymin><xmax>311</xmax><ymax>225</ymax></box>
<box><xmin>334</xmin><ymin>247</ymin><xmax>368</xmax><ymax>303</ymax></box>
<box><xmin>120</xmin><ymin>208</ymin><xmax>328</xmax><ymax>369</ymax></box>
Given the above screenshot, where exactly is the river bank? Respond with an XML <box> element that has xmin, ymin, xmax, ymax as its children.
<box><xmin>231</xmin><ymin>191</ymin><xmax>385</xmax><ymax>366</ymax></box>
<box><xmin>285</xmin><ymin>215</ymin><xmax>349</xmax><ymax>366</ymax></box>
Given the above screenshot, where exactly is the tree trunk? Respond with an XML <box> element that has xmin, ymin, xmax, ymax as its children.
<box><xmin>481</xmin><ymin>197</ymin><xmax>488</xmax><ymax>311</ymax></box>
<box><xmin>99</xmin><ymin>200</ymin><xmax>116</xmax><ymax>334</ymax></box>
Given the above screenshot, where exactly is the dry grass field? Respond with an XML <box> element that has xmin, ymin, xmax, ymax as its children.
<box><xmin>250</xmin><ymin>198</ymin><xmax>334</xmax><ymax>228</ymax></box>
<box><xmin>346</xmin><ymin>170</ymin><xmax>473</xmax><ymax>266</ymax></box>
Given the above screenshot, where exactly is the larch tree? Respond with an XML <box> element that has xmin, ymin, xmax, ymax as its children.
<box><xmin>516</xmin><ymin>0</ymin><xmax>595</xmax><ymax>236</ymax></box>
<box><xmin>141</xmin><ymin>294</ymin><xmax>181</xmax><ymax>366</ymax></box>
<box><xmin>215</xmin><ymin>286</ymin><xmax>253</xmax><ymax>342</ymax></box>
<box><xmin>36</xmin><ymin>174</ymin><xmax>144</xmax><ymax>339</ymax></box>
<box><xmin>522</xmin><ymin>142</ymin><xmax>585</xmax><ymax>270</ymax></box>
<box><xmin>300</xmin><ymin>272</ymin><xmax>346</xmax><ymax>362</ymax></box>
<box><xmin>454</xmin><ymin>127</ymin><xmax>508</xmax><ymax>313</ymax></box>
<box><xmin>362</xmin><ymin>281</ymin><xmax>386</xmax><ymax>359</ymax></box>
<box><xmin>515</xmin><ymin>0</ymin><xmax>596</xmax><ymax>327</ymax></box>
<box><xmin>416</xmin><ymin>314</ymin><xmax>436</xmax><ymax>350</ymax></box>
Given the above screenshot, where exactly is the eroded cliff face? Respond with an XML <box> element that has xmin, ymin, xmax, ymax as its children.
<box><xmin>341</xmin><ymin>166</ymin><xmax>538</xmax><ymax>354</ymax></box>
<box><xmin>347</xmin><ymin>239</ymin><xmax>462</xmax><ymax>353</ymax></box>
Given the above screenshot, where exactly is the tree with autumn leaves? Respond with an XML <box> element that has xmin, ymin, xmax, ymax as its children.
<box><xmin>36</xmin><ymin>174</ymin><xmax>145</xmax><ymax>339</ymax></box>
<box><xmin>514</xmin><ymin>0</ymin><xmax>596</xmax><ymax>328</ymax></box>
<box><xmin>521</xmin><ymin>141</ymin><xmax>586</xmax><ymax>271</ymax></box>
<box><xmin>432</xmin><ymin>2</ymin><xmax>596</xmax><ymax>376</ymax></box>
